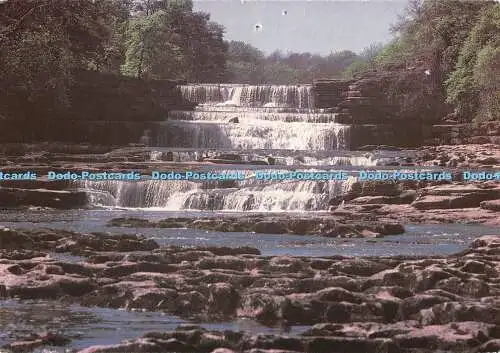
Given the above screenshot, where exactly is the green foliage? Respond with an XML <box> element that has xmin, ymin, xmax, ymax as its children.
<box><xmin>2</xmin><ymin>0</ymin><xmax>498</xmax><ymax>127</ymax></box>
<box><xmin>473</xmin><ymin>45</ymin><xmax>500</xmax><ymax>121</ymax></box>
<box><xmin>391</xmin><ymin>0</ymin><xmax>490</xmax><ymax>71</ymax></box>
<box><xmin>259</xmin><ymin>62</ymin><xmax>300</xmax><ymax>84</ymax></box>
<box><xmin>121</xmin><ymin>10</ymin><xmax>181</xmax><ymax>79</ymax></box>
<box><xmin>225</xmin><ymin>42</ymin><xmax>364</xmax><ymax>84</ymax></box>
<box><xmin>0</xmin><ymin>29</ymin><xmax>73</xmax><ymax>108</ymax></box>
<box><xmin>0</xmin><ymin>0</ymin><xmax>119</xmax><ymax>114</ymax></box>
<box><xmin>379</xmin><ymin>0</ymin><xmax>496</xmax><ymax>79</ymax></box>
<box><xmin>225</xmin><ymin>60</ymin><xmax>299</xmax><ymax>85</ymax></box>
<box><xmin>360</xmin><ymin>42</ymin><xmax>384</xmax><ymax>64</ymax></box>
<box><xmin>445</xmin><ymin>4</ymin><xmax>500</xmax><ymax>121</ymax></box>
<box><xmin>0</xmin><ymin>0</ymin><xmax>226</xmax><ymax>119</ymax></box>
<box><xmin>227</xmin><ymin>40</ymin><xmax>265</xmax><ymax>64</ymax></box>
<box><xmin>94</xmin><ymin>0</ymin><xmax>134</xmax><ymax>74</ymax></box>
<box><xmin>342</xmin><ymin>43</ymin><xmax>384</xmax><ymax>78</ymax></box>
<box><xmin>175</xmin><ymin>13</ymin><xmax>227</xmax><ymax>82</ymax></box>
<box><xmin>121</xmin><ymin>2</ymin><xmax>226</xmax><ymax>82</ymax></box>
<box><xmin>343</xmin><ymin>59</ymin><xmax>369</xmax><ymax>79</ymax></box>
<box><xmin>325</xmin><ymin>51</ymin><xmax>359</xmax><ymax>69</ymax></box>
<box><xmin>373</xmin><ymin>38</ymin><xmax>411</xmax><ymax>67</ymax></box>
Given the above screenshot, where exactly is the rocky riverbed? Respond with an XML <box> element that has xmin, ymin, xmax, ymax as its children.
<box><xmin>0</xmin><ymin>142</ymin><xmax>498</xmax><ymax>168</ymax></box>
<box><xmin>0</xmin><ymin>227</ymin><xmax>499</xmax><ymax>353</ymax></box>
<box><xmin>332</xmin><ymin>182</ymin><xmax>500</xmax><ymax>226</ymax></box>
<box><xmin>0</xmin><ymin>141</ymin><xmax>498</xmax><ymax>352</ymax></box>
<box><xmin>102</xmin><ymin>180</ymin><xmax>500</xmax><ymax>233</ymax></box>
<box><xmin>108</xmin><ymin>215</ymin><xmax>406</xmax><ymax>238</ymax></box>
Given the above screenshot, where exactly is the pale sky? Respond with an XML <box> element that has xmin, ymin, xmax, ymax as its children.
<box><xmin>193</xmin><ymin>0</ymin><xmax>408</xmax><ymax>55</ymax></box>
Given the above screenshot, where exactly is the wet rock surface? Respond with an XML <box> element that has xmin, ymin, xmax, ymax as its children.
<box><xmin>3</xmin><ymin>332</ymin><xmax>71</xmax><ymax>353</ymax></box>
<box><xmin>332</xmin><ymin>181</ymin><xmax>499</xmax><ymax>226</ymax></box>
<box><xmin>415</xmin><ymin>144</ymin><xmax>499</xmax><ymax>169</ymax></box>
<box><xmin>105</xmin><ymin>179</ymin><xmax>499</xmax><ymax>234</ymax></box>
<box><xmin>0</xmin><ymin>230</ymin><xmax>499</xmax><ymax>352</ymax></box>
<box><xmin>0</xmin><ymin>188</ymin><xmax>87</xmax><ymax>209</ymax></box>
<box><xmin>108</xmin><ymin>215</ymin><xmax>405</xmax><ymax>238</ymax></box>
<box><xmin>71</xmin><ymin>319</ymin><xmax>500</xmax><ymax>353</ymax></box>
<box><xmin>2</xmin><ymin>142</ymin><xmax>497</xmax><ymax>168</ymax></box>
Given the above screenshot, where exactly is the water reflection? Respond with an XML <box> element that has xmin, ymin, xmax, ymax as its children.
<box><xmin>0</xmin><ymin>209</ymin><xmax>498</xmax><ymax>257</ymax></box>
<box><xmin>0</xmin><ymin>300</ymin><xmax>309</xmax><ymax>350</ymax></box>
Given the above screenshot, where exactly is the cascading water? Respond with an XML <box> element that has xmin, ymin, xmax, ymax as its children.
<box><xmin>148</xmin><ymin>149</ymin><xmax>380</xmax><ymax>166</ymax></box>
<box><xmin>221</xmin><ymin>85</ymin><xmax>315</xmax><ymax>108</ymax></box>
<box><xmin>160</xmin><ymin>120</ymin><xmax>348</xmax><ymax>150</ymax></box>
<box><xmin>81</xmin><ymin>83</ymin><xmax>363</xmax><ymax>212</ymax></box>
<box><xmin>80</xmin><ymin>180</ymin><xmax>199</xmax><ymax>208</ymax></box>
<box><xmin>179</xmin><ymin>84</ymin><xmax>232</xmax><ymax>103</ymax></box>
<box><xmin>78</xmin><ymin>172</ymin><xmax>357</xmax><ymax>212</ymax></box>
<box><xmin>158</xmin><ymin>84</ymin><xmax>350</xmax><ymax>151</ymax></box>
<box><xmin>179</xmin><ymin>84</ymin><xmax>315</xmax><ymax>108</ymax></box>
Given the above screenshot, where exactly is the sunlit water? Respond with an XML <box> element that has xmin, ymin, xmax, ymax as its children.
<box><xmin>0</xmin><ymin>299</ymin><xmax>308</xmax><ymax>350</ymax></box>
<box><xmin>0</xmin><ymin>208</ymin><xmax>498</xmax><ymax>350</ymax></box>
<box><xmin>1</xmin><ymin>209</ymin><xmax>498</xmax><ymax>257</ymax></box>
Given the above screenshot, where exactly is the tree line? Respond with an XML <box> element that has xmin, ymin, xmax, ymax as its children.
<box><xmin>224</xmin><ymin>41</ymin><xmax>384</xmax><ymax>84</ymax></box>
<box><xmin>0</xmin><ymin>0</ymin><xmax>498</xmax><ymax>122</ymax></box>
<box><xmin>0</xmin><ymin>0</ymin><xmax>379</xmax><ymax>86</ymax></box>
<box><xmin>0</xmin><ymin>0</ymin><xmax>227</xmax><ymax>117</ymax></box>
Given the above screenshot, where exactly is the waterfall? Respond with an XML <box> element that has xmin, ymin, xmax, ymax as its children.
<box><xmin>159</xmin><ymin>120</ymin><xmax>349</xmax><ymax>150</ymax></box>
<box><xmin>168</xmin><ymin>110</ymin><xmax>338</xmax><ymax>123</ymax></box>
<box><xmin>222</xmin><ymin>85</ymin><xmax>315</xmax><ymax>108</ymax></box>
<box><xmin>178</xmin><ymin>84</ymin><xmax>315</xmax><ymax>108</ymax></box>
<box><xmin>167</xmin><ymin>83</ymin><xmax>349</xmax><ymax>151</ymax></box>
<box><xmin>78</xmin><ymin>175</ymin><xmax>356</xmax><ymax>211</ymax></box>
<box><xmin>88</xmin><ymin>83</ymin><xmax>376</xmax><ymax>212</ymax></box>
<box><xmin>179</xmin><ymin>84</ymin><xmax>232</xmax><ymax>103</ymax></box>
<box><xmin>79</xmin><ymin>180</ymin><xmax>199</xmax><ymax>208</ymax></box>
<box><xmin>148</xmin><ymin>150</ymin><xmax>380</xmax><ymax>166</ymax></box>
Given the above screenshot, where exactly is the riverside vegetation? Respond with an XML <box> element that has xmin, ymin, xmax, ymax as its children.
<box><xmin>0</xmin><ymin>0</ymin><xmax>499</xmax><ymax>124</ymax></box>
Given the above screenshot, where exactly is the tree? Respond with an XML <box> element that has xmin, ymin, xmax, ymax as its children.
<box><xmin>227</xmin><ymin>40</ymin><xmax>265</xmax><ymax>64</ymax></box>
<box><xmin>373</xmin><ymin>38</ymin><xmax>411</xmax><ymax>67</ymax></box>
<box><xmin>0</xmin><ymin>0</ymin><xmax>118</xmax><ymax>113</ymax></box>
<box><xmin>445</xmin><ymin>4</ymin><xmax>500</xmax><ymax>121</ymax></box>
<box><xmin>225</xmin><ymin>43</ymin><xmax>367</xmax><ymax>83</ymax></box>
<box><xmin>388</xmin><ymin>0</ymin><xmax>494</xmax><ymax>76</ymax></box>
<box><xmin>342</xmin><ymin>43</ymin><xmax>384</xmax><ymax>78</ymax></box>
<box><xmin>360</xmin><ymin>42</ymin><xmax>384</xmax><ymax>64</ymax></box>
<box><xmin>122</xmin><ymin>0</ymin><xmax>227</xmax><ymax>81</ymax></box>
<box><xmin>173</xmin><ymin>12</ymin><xmax>227</xmax><ymax>82</ymax></box>
<box><xmin>284</xmin><ymin>52</ymin><xmax>313</xmax><ymax>70</ymax></box>
<box><xmin>225</xmin><ymin>41</ymin><xmax>264</xmax><ymax>83</ymax></box>
<box><xmin>473</xmin><ymin>45</ymin><xmax>500</xmax><ymax>121</ymax></box>
<box><xmin>132</xmin><ymin>0</ymin><xmax>173</xmax><ymax>15</ymax></box>
<box><xmin>366</xmin><ymin>0</ymin><xmax>498</xmax><ymax>122</ymax></box>
<box><xmin>267</xmin><ymin>50</ymin><xmax>285</xmax><ymax>62</ymax></box>
<box><xmin>121</xmin><ymin>9</ymin><xmax>182</xmax><ymax>79</ymax></box>
<box><xmin>316</xmin><ymin>50</ymin><xmax>359</xmax><ymax>78</ymax></box>
<box><xmin>343</xmin><ymin>59</ymin><xmax>369</xmax><ymax>79</ymax></box>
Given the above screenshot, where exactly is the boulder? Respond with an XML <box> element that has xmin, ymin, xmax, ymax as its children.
<box><xmin>0</xmin><ymin>187</ymin><xmax>87</xmax><ymax>209</ymax></box>
<box><xmin>254</xmin><ymin>221</ymin><xmax>287</xmax><ymax>234</ymax></box>
<box><xmin>480</xmin><ymin>199</ymin><xmax>500</xmax><ymax>212</ymax></box>
<box><xmin>0</xmin><ymin>228</ymin><xmax>34</xmax><ymax>250</ymax></box>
